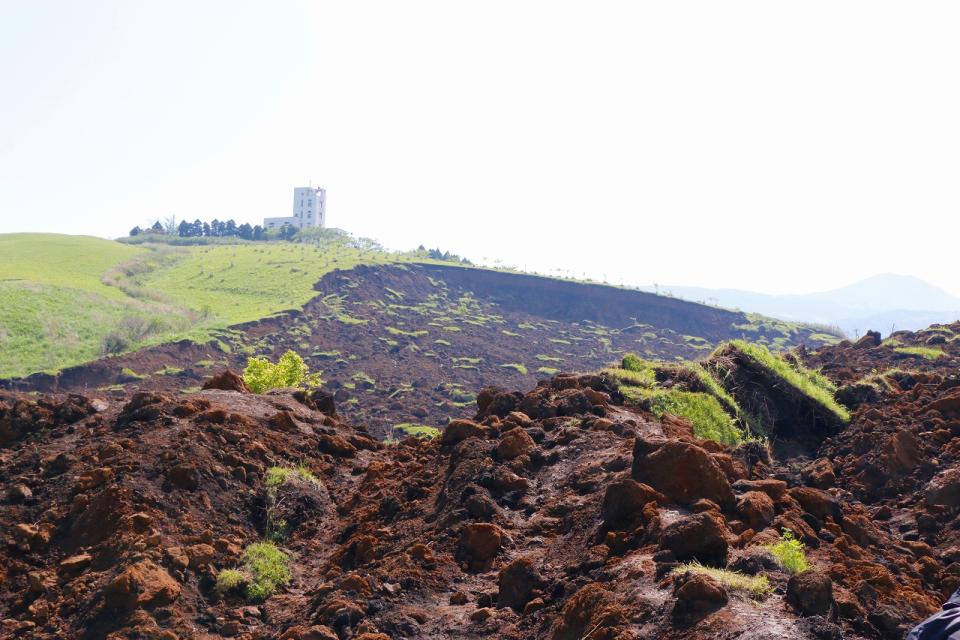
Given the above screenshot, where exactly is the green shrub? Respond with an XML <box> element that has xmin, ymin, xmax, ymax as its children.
<box><xmin>242</xmin><ymin>542</ymin><xmax>292</xmax><ymax>600</ymax></box>
<box><xmin>501</xmin><ymin>363</ymin><xmax>528</xmax><ymax>374</ymax></box>
<box><xmin>242</xmin><ymin>350</ymin><xmax>321</xmax><ymax>393</ymax></box>
<box><xmin>622</xmin><ymin>352</ymin><xmax>647</xmax><ymax>372</ymax></box>
<box><xmin>763</xmin><ymin>529</ymin><xmax>809</xmax><ymax>574</ymax></box>
<box><xmin>672</xmin><ymin>562</ymin><xmax>771</xmax><ymax>598</ymax></box>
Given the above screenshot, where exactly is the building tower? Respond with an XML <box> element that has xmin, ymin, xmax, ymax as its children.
<box><xmin>264</xmin><ymin>186</ymin><xmax>326</xmax><ymax>231</ymax></box>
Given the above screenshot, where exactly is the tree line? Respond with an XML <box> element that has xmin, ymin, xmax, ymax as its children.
<box><xmin>129</xmin><ymin>218</ymin><xmax>299</xmax><ymax>241</ymax></box>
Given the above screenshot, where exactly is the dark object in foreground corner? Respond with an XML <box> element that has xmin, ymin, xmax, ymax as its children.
<box><xmin>907</xmin><ymin>587</ymin><xmax>960</xmax><ymax>639</ymax></box>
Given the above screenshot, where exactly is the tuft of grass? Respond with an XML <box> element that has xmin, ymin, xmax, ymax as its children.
<box><xmin>500</xmin><ymin>363</ymin><xmax>528</xmax><ymax>375</ymax></box>
<box><xmin>537</xmin><ymin>366</ymin><xmax>560</xmax><ymax>375</ymax></box>
<box><xmin>386</xmin><ymin>326</ymin><xmax>428</xmax><ymax>337</ymax></box>
<box><xmin>393</xmin><ymin>423</ymin><xmax>440</xmax><ymax>439</ymax></box>
<box><xmin>241</xmin><ymin>542</ymin><xmax>292</xmax><ymax>600</ymax></box>
<box><xmin>646</xmin><ymin>390</ymin><xmax>744</xmax><ymax>446</ymax></box>
<box><xmin>672</xmin><ymin>562</ymin><xmax>771</xmax><ymax>599</ymax></box>
<box><xmin>763</xmin><ymin>529</ymin><xmax>809</xmax><ymax>574</ymax></box>
<box><xmin>119</xmin><ymin>367</ymin><xmax>146</xmax><ymax>380</ymax></box>
<box><xmin>717</xmin><ymin>341</ymin><xmax>850</xmax><ymax>423</ymax></box>
<box><xmin>265</xmin><ymin>465</ymin><xmax>319</xmax><ymax>491</ymax></box>
<box><xmin>894</xmin><ymin>346</ymin><xmax>945</xmax><ymax>360</ymax></box>
<box><xmin>215</xmin><ymin>568</ymin><xmax>247</xmax><ymax>595</ymax></box>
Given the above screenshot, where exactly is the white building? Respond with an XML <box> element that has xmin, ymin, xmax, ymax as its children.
<box><xmin>264</xmin><ymin>187</ymin><xmax>326</xmax><ymax>230</ymax></box>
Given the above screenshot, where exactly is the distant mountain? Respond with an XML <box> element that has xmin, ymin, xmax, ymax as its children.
<box><xmin>643</xmin><ymin>274</ymin><xmax>960</xmax><ymax>338</ymax></box>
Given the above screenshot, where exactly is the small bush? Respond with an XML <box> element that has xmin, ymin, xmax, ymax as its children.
<box><xmin>242</xmin><ymin>542</ymin><xmax>292</xmax><ymax>600</ymax></box>
<box><xmin>763</xmin><ymin>529</ymin><xmax>809</xmax><ymax>574</ymax></box>
<box><xmin>672</xmin><ymin>562</ymin><xmax>771</xmax><ymax>599</ymax></box>
<box><xmin>622</xmin><ymin>353</ymin><xmax>647</xmax><ymax>372</ymax></box>
<box><xmin>242</xmin><ymin>350</ymin><xmax>321</xmax><ymax>393</ymax></box>
<box><xmin>501</xmin><ymin>363</ymin><xmax>528</xmax><ymax>375</ymax></box>
<box><xmin>215</xmin><ymin>568</ymin><xmax>247</xmax><ymax>595</ymax></box>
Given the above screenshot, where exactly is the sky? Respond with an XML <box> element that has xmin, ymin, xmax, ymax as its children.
<box><xmin>2</xmin><ymin>1</ymin><xmax>959</xmax><ymax>297</ymax></box>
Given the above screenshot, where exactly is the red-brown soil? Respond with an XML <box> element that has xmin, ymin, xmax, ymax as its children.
<box><xmin>1</xmin><ymin>264</ymin><xmax>836</xmax><ymax>439</ymax></box>
<box><xmin>3</xmin><ymin>321</ymin><xmax>960</xmax><ymax>638</ymax></box>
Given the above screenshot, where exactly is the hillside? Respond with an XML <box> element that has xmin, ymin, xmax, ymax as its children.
<box><xmin>0</xmin><ymin>233</ymin><xmax>421</xmax><ymax>379</ymax></box>
<box><xmin>2</xmin><ymin>262</ymin><xmax>838</xmax><ymax>438</ymax></box>
<box><xmin>648</xmin><ymin>274</ymin><xmax>960</xmax><ymax>337</ymax></box>
<box><xmin>3</xmin><ymin>323</ymin><xmax>960</xmax><ymax>638</ymax></box>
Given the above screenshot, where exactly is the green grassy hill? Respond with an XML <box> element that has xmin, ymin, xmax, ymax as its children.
<box><xmin>0</xmin><ymin>233</ymin><xmax>417</xmax><ymax>378</ymax></box>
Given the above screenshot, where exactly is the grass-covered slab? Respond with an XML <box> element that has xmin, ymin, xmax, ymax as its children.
<box><xmin>706</xmin><ymin>340</ymin><xmax>849</xmax><ymax>441</ymax></box>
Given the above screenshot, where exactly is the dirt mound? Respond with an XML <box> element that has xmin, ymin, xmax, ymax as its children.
<box><xmin>3</xmin><ymin>351</ymin><xmax>956</xmax><ymax>639</ymax></box>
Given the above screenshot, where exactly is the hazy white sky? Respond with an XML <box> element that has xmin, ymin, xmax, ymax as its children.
<box><xmin>2</xmin><ymin>1</ymin><xmax>959</xmax><ymax>296</ymax></box>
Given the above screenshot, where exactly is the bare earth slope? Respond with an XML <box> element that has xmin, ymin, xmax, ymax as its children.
<box><xmin>2</xmin><ymin>264</ymin><xmax>835</xmax><ymax>438</ymax></box>
<box><xmin>3</xmin><ymin>322</ymin><xmax>960</xmax><ymax>638</ymax></box>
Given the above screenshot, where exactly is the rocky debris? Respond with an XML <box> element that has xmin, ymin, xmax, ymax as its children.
<box><xmin>202</xmin><ymin>370</ymin><xmax>250</xmax><ymax>393</ymax></box>
<box><xmin>786</xmin><ymin>571</ymin><xmax>834</xmax><ymax>617</ymax></box>
<box><xmin>3</xmin><ymin>326</ymin><xmax>960</xmax><ymax>638</ymax></box>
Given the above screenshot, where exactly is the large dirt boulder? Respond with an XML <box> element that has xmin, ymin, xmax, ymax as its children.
<box><xmin>789</xmin><ymin>487</ymin><xmax>842</xmax><ymax>522</ymax></box>
<box><xmin>736</xmin><ymin>490</ymin><xmax>775</xmax><ymax>530</ymax></box>
<box><xmin>104</xmin><ymin>561</ymin><xmax>181</xmax><ymax>611</ymax></box>
<box><xmin>459</xmin><ymin>523</ymin><xmax>504</xmax><ymax>571</ymax></box>
<box><xmin>632</xmin><ymin>438</ymin><xmax>734</xmax><ymax>509</ymax></box>
<box><xmin>202</xmin><ymin>370</ymin><xmax>249</xmax><ymax>393</ymax></box>
<box><xmin>497</xmin><ymin>557</ymin><xmax>546</xmax><ymax>612</ymax></box>
<box><xmin>925</xmin><ymin>467</ymin><xmax>960</xmax><ymax>507</ymax></box>
<box><xmin>496</xmin><ymin>427</ymin><xmax>535</xmax><ymax>461</ymax></box>
<box><xmin>786</xmin><ymin>571</ymin><xmax>833</xmax><ymax>616</ymax></box>
<box><xmin>602</xmin><ymin>478</ymin><xmax>666</xmax><ymax>529</ymax></box>
<box><xmin>658</xmin><ymin>512</ymin><xmax>730</xmax><ymax>566</ymax></box>
<box><xmin>672</xmin><ymin>572</ymin><xmax>728</xmax><ymax>619</ymax></box>
<box><xmin>441</xmin><ymin>419</ymin><xmax>487</xmax><ymax>446</ymax></box>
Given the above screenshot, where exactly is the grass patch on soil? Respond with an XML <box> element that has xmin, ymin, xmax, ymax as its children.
<box><xmin>240</xmin><ymin>542</ymin><xmax>292</xmax><ymax>600</ymax></box>
<box><xmin>393</xmin><ymin>423</ymin><xmax>441</xmax><ymax>439</ymax></box>
<box><xmin>265</xmin><ymin>466</ymin><xmax>319</xmax><ymax>491</ymax></box>
<box><xmin>501</xmin><ymin>363</ymin><xmax>529</xmax><ymax>375</ymax></box>
<box><xmin>672</xmin><ymin>562</ymin><xmax>772</xmax><ymax>599</ymax></box>
<box><xmin>894</xmin><ymin>346</ymin><xmax>945</xmax><ymax>360</ymax></box>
